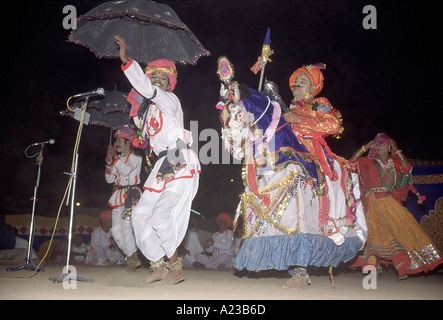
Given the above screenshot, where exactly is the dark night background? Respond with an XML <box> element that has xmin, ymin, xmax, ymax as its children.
<box><xmin>1</xmin><ymin>0</ymin><xmax>441</xmax><ymax>219</ymax></box>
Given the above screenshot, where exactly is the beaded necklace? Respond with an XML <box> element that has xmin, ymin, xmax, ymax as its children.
<box><xmin>375</xmin><ymin>158</ymin><xmax>396</xmax><ymax>188</ymax></box>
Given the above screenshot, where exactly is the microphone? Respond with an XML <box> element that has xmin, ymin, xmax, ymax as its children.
<box><xmin>31</xmin><ymin>139</ymin><xmax>55</xmax><ymax>146</ymax></box>
<box><xmin>71</xmin><ymin>88</ymin><xmax>105</xmax><ymax>98</ymax></box>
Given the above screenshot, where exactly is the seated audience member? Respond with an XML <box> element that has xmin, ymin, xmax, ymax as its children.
<box><xmin>182</xmin><ymin>217</ymin><xmax>204</xmax><ymax>268</ymax></box>
<box><xmin>71</xmin><ymin>234</ymin><xmax>90</xmax><ymax>264</ymax></box>
<box><xmin>0</xmin><ymin>214</ymin><xmax>27</xmax><ymax>261</ymax></box>
<box><xmin>86</xmin><ymin>211</ymin><xmax>125</xmax><ymax>266</ymax></box>
<box><xmin>194</xmin><ymin>213</ymin><xmax>234</xmax><ymax>269</ymax></box>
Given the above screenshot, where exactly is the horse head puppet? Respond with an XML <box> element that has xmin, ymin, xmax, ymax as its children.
<box><xmin>215</xmin><ymin>56</ymin><xmax>318</xmax><ymax>183</ymax></box>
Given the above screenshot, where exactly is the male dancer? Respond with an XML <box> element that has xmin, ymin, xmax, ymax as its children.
<box><xmin>115</xmin><ymin>35</ymin><xmax>200</xmax><ymax>285</ymax></box>
<box><xmin>105</xmin><ymin>127</ymin><xmax>142</xmax><ymax>271</ymax></box>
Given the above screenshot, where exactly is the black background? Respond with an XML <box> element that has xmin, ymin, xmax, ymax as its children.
<box><xmin>1</xmin><ymin>0</ymin><xmax>441</xmax><ymax>219</ymax></box>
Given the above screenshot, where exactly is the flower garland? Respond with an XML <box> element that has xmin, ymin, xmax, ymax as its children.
<box><xmin>132</xmin><ymin>127</ymin><xmax>149</xmax><ymax>150</ymax></box>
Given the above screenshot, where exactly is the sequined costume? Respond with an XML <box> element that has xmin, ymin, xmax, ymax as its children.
<box><xmin>287</xmin><ymin>65</ymin><xmax>357</xmax><ymax>227</ymax></box>
<box><xmin>216</xmin><ymin>81</ymin><xmax>366</xmax><ymax>277</ymax></box>
<box><xmin>350</xmin><ymin>150</ymin><xmax>442</xmax><ymax>276</ymax></box>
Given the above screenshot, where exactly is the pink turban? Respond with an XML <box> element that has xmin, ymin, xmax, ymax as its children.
<box><xmin>144</xmin><ymin>59</ymin><xmax>178</xmax><ymax>92</ymax></box>
<box><xmin>289</xmin><ymin>63</ymin><xmax>326</xmax><ymax>97</ymax></box>
<box><xmin>368</xmin><ymin>133</ymin><xmax>391</xmax><ymax>159</ymax></box>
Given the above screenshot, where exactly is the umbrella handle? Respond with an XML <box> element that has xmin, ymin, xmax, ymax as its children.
<box><xmin>109</xmin><ymin>128</ymin><xmax>113</xmax><ymax>145</ymax></box>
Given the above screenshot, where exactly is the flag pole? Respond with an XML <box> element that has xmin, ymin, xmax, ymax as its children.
<box><xmin>251</xmin><ymin>28</ymin><xmax>273</xmax><ymax>92</ymax></box>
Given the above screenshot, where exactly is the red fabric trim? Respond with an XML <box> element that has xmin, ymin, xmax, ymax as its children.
<box><xmin>121</xmin><ymin>57</ymin><xmax>133</xmax><ymax>72</ymax></box>
<box><xmin>246</xmin><ymin>152</ymin><xmax>270</xmax><ymax>207</ymax></box>
<box><xmin>349</xmin><ymin>250</ymin><xmax>443</xmax><ymax>276</ymax></box>
<box><xmin>143</xmin><ymin>169</ymin><xmax>201</xmax><ymax>193</ymax></box>
<box><xmin>147</xmin><ymin>108</ymin><xmax>163</xmax><ymax>137</ymax></box>
<box><xmin>124</xmin><ymin>151</ymin><xmax>133</xmax><ymax>164</ymax></box>
<box><xmin>107</xmin><ymin>202</ymin><xmax>124</xmax><ymax>209</ymax></box>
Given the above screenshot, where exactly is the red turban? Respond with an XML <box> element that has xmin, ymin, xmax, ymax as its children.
<box><xmin>289</xmin><ymin>63</ymin><xmax>326</xmax><ymax>97</ymax></box>
<box><xmin>144</xmin><ymin>59</ymin><xmax>178</xmax><ymax>92</ymax></box>
<box><xmin>216</xmin><ymin>213</ymin><xmax>233</xmax><ymax>228</ymax></box>
<box><xmin>114</xmin><ymin>127</ymin><xmax>137</xmax><ymax>143</ymax></box>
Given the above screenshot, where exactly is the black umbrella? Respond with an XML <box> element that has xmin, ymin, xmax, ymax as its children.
<box><xmin>60</xmin><ymin>90</ymin><xmax>132</xmax><ymax>129</ymax></box>
<box><xmin>68</xmin><ymin>0</ymin><xmax>210</xmax><ymax>65</ymax></box>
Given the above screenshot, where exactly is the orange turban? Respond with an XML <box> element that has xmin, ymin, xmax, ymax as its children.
<box><xmin>216</xmin><ymin>213</ymin><xmax>233</xmax><ymax>228</ymax></box>
<box><xmin>289</xmin><ymin>63</ymin><xmax>326</xmax><ymax>97</ymax></box>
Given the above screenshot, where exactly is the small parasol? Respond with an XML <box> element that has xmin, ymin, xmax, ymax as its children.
<box><xmin>68</xmin><ymin>0</ymin><xmax>210</xmax><ymax>65</ymax></box>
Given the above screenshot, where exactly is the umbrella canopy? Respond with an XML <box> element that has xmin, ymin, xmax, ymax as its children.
<box><xmin>60</xmin><ymin>90</ymin><xmax>132</xmax><ymax>129</ymax></box>
<box><xmin>68</xmin><ymin>0</ymin><xmax>210</xmax><ymax>65</ymax></box>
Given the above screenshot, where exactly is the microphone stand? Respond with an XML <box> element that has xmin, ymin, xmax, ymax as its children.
<box><xmin>49</xmin><ymin>97</ymin><xmax>94</xmax><ymax>284</ymax></box>
<box><xmin>7</xmin><ymin>145</ymin><xmax>46</xmax><ymax>272</ymax></box>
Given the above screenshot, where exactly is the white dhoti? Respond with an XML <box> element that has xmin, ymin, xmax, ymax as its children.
<box><xmin>111</xmin><ymin>207</ymin><xmax>137</xmax><ymax>257</ymax></box>
<box><xmin>121</xmin><ymin>57</ymin><xmax>201</xmax><ymax>262</ymax></box>
<box><xmin>132</xmin><ymin>170</ymin><xmax>199</xmax><ymax>262</ymax></box>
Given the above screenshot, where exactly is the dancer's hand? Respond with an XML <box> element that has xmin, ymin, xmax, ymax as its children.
<box><xmin>388</xmin><ymin>139</ymin><xmax>399</xmax><ymax>152</ymax></box>
<box><xmin>105</xmin><ymin>153</ymin><xmax>113</xmax><ymax>166</ymax></box>
<box><xmin>365</xmin><ymin>140</ymin><xmax>376</xmax><ymax>151</ymax></box>
<box><xmin>115</xmin><ymin>35</ymin><xmax>129</xmax><ymax>64</ymax></box>
<box><xmin>106</xmin><ymin>145</ymin><xmax>117</xmax><ymax>165</ymax></box>
<box><xmin>283</xmin><ymin>111</ymin><xmax>301</xmax><ymax>124</ymax></box>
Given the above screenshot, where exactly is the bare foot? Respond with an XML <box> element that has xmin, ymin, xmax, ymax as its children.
<box><xmin>144</xmin><ymin>265</ymin><xmax>169</xmax><ymax>283</ymax></box>
<box><xmin>163</xmin><ymin>269</ymin><xmax>185</xmax><ymax>285</ymax></box>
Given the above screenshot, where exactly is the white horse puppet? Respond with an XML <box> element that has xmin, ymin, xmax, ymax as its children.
<box><xmin>215</xmin><ymin>57</ymin><xmax>367</xmax><ymax>289</ymax></box>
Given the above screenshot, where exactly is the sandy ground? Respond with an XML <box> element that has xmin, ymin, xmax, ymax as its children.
<box><xmin>0</xmin><ymin>260</ymin><xmax>442</xmax><ymax>301</ymax></box>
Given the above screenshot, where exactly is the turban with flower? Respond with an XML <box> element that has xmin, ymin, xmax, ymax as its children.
<box><xmin>289</xmin><ymin>63</ymin><xmax>326</xmax><ymax>97</ymax></box>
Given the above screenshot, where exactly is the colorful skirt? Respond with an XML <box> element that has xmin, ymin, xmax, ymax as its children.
<box><xmin>350</xmin><ymin>194</ymin><xmax>442</xmax><ymax>276</ymax></box>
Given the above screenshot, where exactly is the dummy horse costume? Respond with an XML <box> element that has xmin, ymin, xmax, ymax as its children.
<box><xmin>215</xmin><ymin>60</ymin><xmax>367</xmax><ymax>284</ymax></box>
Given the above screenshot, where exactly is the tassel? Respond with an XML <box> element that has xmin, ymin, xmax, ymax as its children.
<box><xmin>329</xmin><ymin>265</ymin><xmax>335</xmax><ymax>288</ymax></box>
<box><xmin>250</xmin><ymin>57</ymin><xmax>263</xmax><ymax>74</ymax></box>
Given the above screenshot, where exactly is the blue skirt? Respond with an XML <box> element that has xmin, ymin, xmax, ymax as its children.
<box><xmin>234</xmin><ymin>233</ymin><xmax>362</xmax><ymax>272</ymax></box>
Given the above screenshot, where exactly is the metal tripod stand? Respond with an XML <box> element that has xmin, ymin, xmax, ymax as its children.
<box><xmin>49</xmin><ymin>97</ymin><xmax>94</xmax><ymax>284</ymax></box>
<box><xmin>6</xmin><ymin>145</ymin><xmax>46</xmax><ymax>273</ymax></box>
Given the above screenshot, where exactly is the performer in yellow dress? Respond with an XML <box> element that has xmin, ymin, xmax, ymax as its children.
<box><xmin>349</xmin><ymin>133</ymin><xmax>442</xmax><ymax>277</ymax></box>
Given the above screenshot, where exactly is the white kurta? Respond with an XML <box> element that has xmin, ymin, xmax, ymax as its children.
<box><xmin>71</xmin><ymin>243</ymin><xmax>89</xmax><ymax>263</ymax></box>
<box><xmin>105</xmin><ymin>151</ymin><xmax>142</xmax><ymax>257</ymax></box>
<box><xmin>182</xmin><ymin>229</ymin><xmax>204</xmax><ymax>267</ymax></box>
<box><xmin>105</xmin><ymin>151</ymin><xmax>142</xmax><ymax>208</ymax></box>
<box><xmin>122</xmin><ymin>58</ymin><xmax>200</xmax><ymax>262</ymax></box>
<box><xmin>195</xmin><ymin>229</ymin><xmax>235</xmax><ymax>269</ymax></box>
